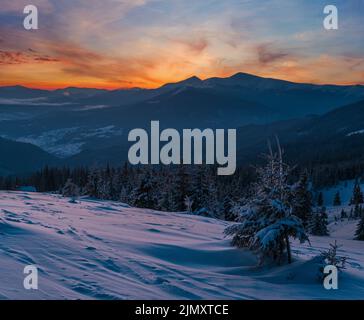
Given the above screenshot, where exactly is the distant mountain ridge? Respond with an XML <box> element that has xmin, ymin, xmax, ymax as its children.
<box><xmin>235</xmin><ymin>99</ymin><xmax>364</xmax><ymax>165</ymax></box>
<box><xmin>2</xmin><ymin>72</ymin><xmax>364</xmax><ymax>113</ymax></box>
<box><xmin>1</xmin><ymin>72</ymin><xmax>364</xmax><ymax>174</ymax></box>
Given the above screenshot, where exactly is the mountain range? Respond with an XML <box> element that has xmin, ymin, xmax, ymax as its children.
<box><xmin>1</xmin><ymin>72</ymin><xmax>364</xmax><ymax>174</ymax></box>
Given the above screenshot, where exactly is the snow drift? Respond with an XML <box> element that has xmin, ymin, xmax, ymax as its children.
<box><xmin>0</xmin><ymin>191</ymin><xmax>363</xmax><ymax>300</ymax></box>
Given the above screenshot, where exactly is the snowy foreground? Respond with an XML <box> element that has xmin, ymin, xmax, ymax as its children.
<box><xmin>0</xmin><ymin>191</ymin><xmax>363</xmax><ymax>300</ymax></box>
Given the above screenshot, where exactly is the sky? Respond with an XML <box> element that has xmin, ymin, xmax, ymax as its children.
<box><xmin>0</xmin><ymin>0</ymin><xmax>363</xmax><ymax>89</ymax></box>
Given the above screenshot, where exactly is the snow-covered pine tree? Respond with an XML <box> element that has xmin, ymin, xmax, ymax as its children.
<box><xmin>333</xmin><ymin>191</ymin><xmax>341</xmax><ymax>206</ymax></box>
<box><xmin>158</xmin><ymin>186</ymin><xmax>173</xmax><ymax>212</ymax></box>
<box><xmin>227</xmin><ymin>200</ymin><xmax>246</xmax><ymax>223</ymax></box>
<box><xmin>340</xmin><ymin>209</ymin><xmax>347</xmax><ymax>220</ymax></box>
<box><xmin>184</xmin><ymin>195</ymin><xmax>193</xmax><ymax>213</ymax></box>
<box><xmin>97</xmin><ymin>169</ymin><xmax>112</xmax><ymax>200</ymax></box>
<box><xmin>225</xmin><ymin>141</ymin><xmax>308</xmax><ymax>265</ymax></box>
<box><xmin>62</xmin><ymin>178</ymin><xmax>80</xmax><ymax>203</ymax></box>
<box><xmin>119</xmin><ymin>183</ymin><xmax>131</xmax><ymax>204</ymax></box>
<box><xmin>222</xmin><ymin>195</ymin><xmax>235</xmax><ymax>221</ymax></box>
<box><xmin>109</xmin><ymin>167</ymin><xmax>122</xmax><ymax>201</ymax></box>
<box><xmin>204</xmin><ymin>169</ymin><xmax>223</xmax><ymax>219</ymax></box>
<box><xmin>119</xmin><ymin>166</ymin><xmax>135</xmax><ymax>205</ymax></box>
<box><xmin>321</xmin><ymin>241</ymin><xmax>346</xmax><ymax>270</ymax></box>
<box><xmin>318</xmin><ymin>241</ymin><xmax>347</xmax><ymax>280</ymax></box>
<box><xmin>354</xmin><ymin>213</ymin><xmax>364</xmax><ymax>241</ymax></box>
<box><xmin>354</xmin><ymin>204</ymin><xmax>361</xmax><ymax>219</ymax></box>
<box><xmin>165</xmin><ymin>170</ymin><xmax>183</xmax><ymax>212</ymax></box>
<box><xmin>191</xmin><ymin>166</ymin><xmax>222</xmax><ymax>218</ymax></box>
<box><xmin>132</xmin><ymin>169</ymin><xmax>157</xmax><ymax>209</ymax></box>
<box><xmin>175</xmin><ymin>165</ymin><xmax>191</xmax><ymax>211</ymax></box>
<box><xmin>309</xmin><ymin>207</ymin><xmax>329</xmax><ymax>236</ymax></box>
<box><xmin>84</xmin><ymin>168</ymin><xmax>100</xmax><ymax>198</ymax></box>
<box><xmin>349</xmin><ymin>207</ymin><xmax>354</xmax><ymax>220</ymax></box>
<box><xmin>350</xmin><ymin>180</ymin><xmax>364</xmax><ymax>205</ymax></box>
<box><xmin>291</xmin><ymin>171</ymin><xmax>312</xmax><ymax>229</ymax></box>
<box><xmin>190</xmin><ymin>166</ymin><xmax>204</xmax><ymax>211</ymax></box>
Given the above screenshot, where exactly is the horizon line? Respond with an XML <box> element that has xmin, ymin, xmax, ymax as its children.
<box><xmin>0</xmin><ymin>71</ymin><xmax>363</xmax><ymax>91</ymax></box>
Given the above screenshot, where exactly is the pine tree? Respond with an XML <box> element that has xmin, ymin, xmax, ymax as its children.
<box><xmin>354</xmin><ymin>213</ymin><xmax>364</xmax><ymax>241</ymax></box>
<box><xmin>85</xmin><ymin>168</ymin><xmax>100</xmax><ymax>198</ymax></box>
<box><xmin>350</xmin><ymin>180</ymin><xmax>364</xmax><ymax>205</ymax></box>
<box><xmin>292</xmin><ymin>171</ymin><xmax>312</xmax><ymax>228</ymax></box>
<box><xmin>319</xmin><ymin>241</ymin><xmax>347</xmax><ymax>280</ymax></box>
<box><xmin>350</xmin><ymin>207</ymin><xmax>354</xmax><ymax>220</ymax></box>
<box><xmin>132</xmin><ymin>170</ymin><xmax>156</xmax><ymax>209</ymax></box>
<box><xmin>310</xmin><ymin>207</ymin><xmax>329</xmax><ymax>236</ymax></box>
<box><xmin>333</xmin><ymin>191</ymin><xmax>341</xmax><ymax>206</ymax></box>
<box><xmin>191</xmin><ymin>166</ymin><xmax>222</xmax><ymax>218</ymax></box>
<box><xmin>223</xmin><ymin>195</ymin><xmax>235</xmax><ymax>221</ymax></box>
<box><xmin>354</xmin><ymin>204</ymin><xmax>361</xmax><ymax>219</ymax></box>
<box><xmin>175</xmin><ymin>165</ymin><xmax>191</xmax><ymax>211</ymax></box>
<box><xmin>98</xmin><ymin>168</ymin><xmax>112</xmax><ymax>200</ymax></box>
<box><xmin>319</xmin><ymin>206</ymin><xmax>329</xmax><ymax>235</ymax></box>
<box><xmin>340</xmin><ymin>209</ymin><xmax>347</xmax><ymax>220</ymax></box>
<box><xmin>317</xmin><ymin>192</ymin><xmax>324</xmax><ymax>207</ymax></box>
<box><xmin>225</xmin><ymin>143</ymin><xmax>308</xmax><ymax>265</ymax></box>
<box><xmin>62</xmin><ymin>178</ymin><xmax>80</xmax><ymax>203</ymax></box>
<box><xmin>184</xmin><ymin>195</ymin><xmax>194</xmax><ymax>213</ymax></box>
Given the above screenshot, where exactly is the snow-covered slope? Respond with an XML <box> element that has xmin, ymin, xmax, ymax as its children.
<box><xmin>320</xmin><ymin>179</ymin><xmax>364</xmax><ymax>207</ymax></box>
<box><xmin>0</xmin><ymin>191</ymin><xmax>363</xmax><ymax>300</ymax></box>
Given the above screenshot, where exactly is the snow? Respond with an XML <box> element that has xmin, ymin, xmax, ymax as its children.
<box><xmin>0</xmin><ymin>191</ymin><xmax>363</xmax><ymax>300</ymax></box>
<box><xmin>0</xmin><ymin>113</ymin><xmax>34</xmax><ymax>122</ymax></box>
<box><xmin>15</xmin><ymin>127</ymin><xmax>83</xmax><ymax>157</ymax></box>
<box><xmin>11</xmin><ymin>126</ymin><xmax>123</xmax><ymax>157</ymax></box>
<box><xmin>347</xmin><ymin>129</ymin><xmax>364</xmax><ymax>137</ymax></box>
<box><xmin>0</xmin><ymin>98</ymin><xmax>73</xmax><ymax>107</ymax></box>
<box><xmin>75</xmin><ymin>105</ymin><xmax>111</xmax><ymax>111</ymax></box>
<box><xmin>80</xmin><ymin>125</ymin><xmax>123</xmax><ymax>138</ymax></box>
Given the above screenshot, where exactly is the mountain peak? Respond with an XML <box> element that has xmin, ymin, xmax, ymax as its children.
<box><xmin>176</xmin><ymin>75</ymin><xmax>202</xmax><ymax>85</ymax></box>
<box><xmin>186</xmin><ymin>75</ymin><xmax>202</xmax><ymax>81</ymax></box>
<box><xmin>160</xmin><ymin>75</ymin><xmax>203</xmax><ymax>90</ymax></box>
<box><xmin>230</xmin><ymin>72</ymin><xmax>261</xmax><ymax>80</ymax></box>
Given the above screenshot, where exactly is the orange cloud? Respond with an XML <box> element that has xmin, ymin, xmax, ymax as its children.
<box><xmin>0</xmin><ymin>49</ymin><xmax>59</xmax><ymax>65</ymax></box>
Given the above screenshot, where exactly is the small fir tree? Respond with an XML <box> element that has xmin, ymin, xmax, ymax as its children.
<box><xmin>317</xmin><ymin>192</ymin><xmax>324</xmax><ymax>207</ymax></box>
<box><xmin>291</xmin><ymin>171</ymin><xmax>312</xmax><ymax>229</ymax></box>
<box><xmin>340</xmin><ymin>209</ymin><xmax>347</xmax><ymax>220</ymax></box>
<box><xmin>354</xmin><ymin>213</ymin><xmax>364</xmax><ymax>241</ymax></box>
<box><xmin>333</xmin><ymin>191</ymin><xmax>341</xmax><ymax>206</ymax></box>
<box><xmin>225</xmin><ymin>142</ymin><xmax>308</xmax><ymax>265</ymax></box>
<box><xmin>62</xmin><ymin>178</ymin><xmax>80</xmax><ymax>203</ymax></box>
<box><xmin>350</xmin><ymin>181</ymin><xmax>364</xmax><ymax>205</ymax></box>
<box><xmin>309</xmin><ymin>207</ymin><xmax>329</xmax><ymax>236</ymax></box>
